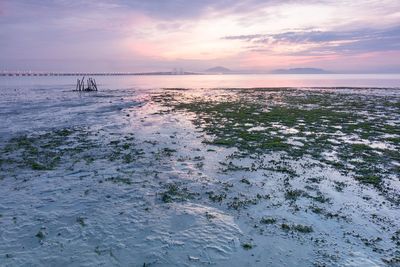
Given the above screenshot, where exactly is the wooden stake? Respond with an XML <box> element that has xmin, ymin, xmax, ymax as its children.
<box><xmin>93</xmin><ymin>79</ymin><xmax>98</xmax><ymax>91</ymax></box>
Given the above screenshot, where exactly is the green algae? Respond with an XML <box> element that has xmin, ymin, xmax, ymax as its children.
<box><xmin>242</xmin><ymin>243</ymin><xmax>253</xmax><ymax>250</ymax></box>
<box><xmin>281</xmin><ymin>223</ymin><xmax>313</xmax><ymax>233</ymax></box>
<box><xmin>1</xmin><ymin>128</ymin><xmax>143</xmax><ymax>173</ymax></box>
<box><xmin>260</xmin><ymin>217</ymin><xmax>277</xmax><ymax>224</ymax></box>
<box><xmin>153</xmin><ymin>89</ymin><xmax>399</xmax><ymax>202</ymax></box>
<box><xmin>161</xmin><ymin>183</ymin><xmax>197</xmax><ymax>203</ymax></box>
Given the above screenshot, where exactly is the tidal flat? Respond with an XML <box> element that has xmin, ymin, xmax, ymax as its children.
<box><xmin>0</xmin><ymin>85</ymin><xmax>399</xmax><ymax>266</ymax></box>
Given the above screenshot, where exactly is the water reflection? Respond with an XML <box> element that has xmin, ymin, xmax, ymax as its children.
<box><xmin>1</xmin><ymin>74</ymin><xmax>399</xmax><ymax>89</ymax></box>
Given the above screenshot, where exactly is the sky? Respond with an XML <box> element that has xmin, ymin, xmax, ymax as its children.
<box><xmin>1</xmin><ymin>0</ymin><xmax>400</xmax><ymax>73</ymax></box>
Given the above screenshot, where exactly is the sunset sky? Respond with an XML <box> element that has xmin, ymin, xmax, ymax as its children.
<box><xmin>1</xmin><ymin>0</ymin><xmax>400</xmax><ymax>72</ymax></box>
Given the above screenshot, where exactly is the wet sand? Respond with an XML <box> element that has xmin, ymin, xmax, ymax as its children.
<box><xmin>0</xmin><ymin>85</ymin><xmax>399</xmax><ymax>266</ymax></box>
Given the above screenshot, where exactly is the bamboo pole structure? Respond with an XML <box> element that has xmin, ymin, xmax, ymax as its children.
<box><xmin>74</xmin><ymin>77</ymin><xmax>98</xmax><ymax>91</ymax></box>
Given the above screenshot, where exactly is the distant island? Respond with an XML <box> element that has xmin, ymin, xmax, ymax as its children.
<box><xmin>204</xmin><ymin>66</ymin><xmax>232</xmax><ymax>73</ymax></box>
<box><xmin>271</xmin><ymin>68</ymin><xmax>331</xmax><ymax>74</ymax></box>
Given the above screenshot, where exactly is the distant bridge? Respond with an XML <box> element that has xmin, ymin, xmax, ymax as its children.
<box><xmin>0</xmin><ymin>71</ymin><xmax>202</xmax><ymax>77</ymax></box>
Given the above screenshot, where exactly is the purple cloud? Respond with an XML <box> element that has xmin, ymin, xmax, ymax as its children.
<box><xmin>224</xmin><ymin>26</ymin><xmax>400</xmax><ymax>54</ymax></box>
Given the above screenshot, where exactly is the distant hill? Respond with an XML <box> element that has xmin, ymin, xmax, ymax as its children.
<box><xmin>205</xmin><ymin>66</ymin><xmax>232</xmax><ymax>73</ymax></box>
<box><xmin>271</xmin><ymin>68</ymin><xmax>330</xmax><ymax>74</ymax></box>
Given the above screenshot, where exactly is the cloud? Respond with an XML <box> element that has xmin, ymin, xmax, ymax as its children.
<box><xmin>2</xmin><ymin>0</ymin><xmax>400</xmax><ymax>72</ymax></box>
<box><xmin>3</xmin><ymin>0</ymin><xmax>313</xmax><ymax>21</ymax></box>
<box><xmin>117</xmin><ymin>0</ymin><xmax>280</xmax><ymax>19</ymax></box>
<box><xmin>223</xmin><ymin>26</ymin><xmax>400</xmax><ymax>55</ymax></box>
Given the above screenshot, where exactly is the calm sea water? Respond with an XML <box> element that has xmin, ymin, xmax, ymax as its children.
<box><xmin>0</xmin><ymin>74</ymin><xmax>400</xmax><ymax>89</ymax></box>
